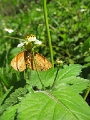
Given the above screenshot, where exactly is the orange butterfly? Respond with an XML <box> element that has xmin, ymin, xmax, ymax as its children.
<box><xmin>11</xmin><ymin>51</ymin><xmax>52</xmax><ymax>72</ymax></box>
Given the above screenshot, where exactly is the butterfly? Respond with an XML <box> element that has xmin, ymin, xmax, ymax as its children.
<box><xmin>11</xmin><ymin>51</ymin><xmax>52</xmax><ymax>72</ymax></box>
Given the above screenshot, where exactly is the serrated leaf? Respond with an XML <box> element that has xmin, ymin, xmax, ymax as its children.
<box><xmin>29</xmin><ymin>64</ymin><xmax>88</xmax><ymax>93</ymax></box>
<box><xmin>0</xmin><ymin>87</ymin><xmax>27</xmax><ymax>115</ymax></box>
<box><xmin>17</xmin><ymin>87</ymin><xmax>90</xmax><ymax>120</ymax></box>
<box><xmin>0</xmin><ymin>86</ymin><xmax>14</xmax><ymax>105</ymax></box>
<box><xmin>0</xmin><ymin>104</ymin><xmax>19</xmax><ymax>120</ymax></box>
<box><xmin>56</xmin><ymin>64</ymin><xmax>82</xmax><ymax>83</ymax></box>
<box><xmin>51</xmin><ymin>86</ymin><xmax>90</xmax><ymax>120</ymax></box>
<box><xmin>55</xmin><ymin>76</ymin><xmax>89</xmax><ymax>93</ymax></box>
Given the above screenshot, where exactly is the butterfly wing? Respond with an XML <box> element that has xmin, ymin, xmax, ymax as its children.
<box><xmin>34</xmin><ymin>53</ymin><xmax>52</xmax><ymax>71</ymax></box>
<box><xmin>25</xmin><ymin>52</ymin><xmax>52</xmax><ymax>71</ymax></box>
<box><xmin>11</xmin><ymin>51</ymin><xmax>26</xmax><ymax>72</ymax></box>
<box><xmin>11</xmin><ymin>51</ymin><xmax>52</xmax><ymax>71</ymax></box>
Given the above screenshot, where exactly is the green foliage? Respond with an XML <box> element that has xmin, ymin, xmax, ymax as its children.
<box><xmin>0</xmin><ymin>64</ymin><xmax>90</xmax><ymax>120</ymax></box>
<box><xmin>0</xmin><ymin>0</ymin><xmax>90</xmax><ymax>119</ymax></box>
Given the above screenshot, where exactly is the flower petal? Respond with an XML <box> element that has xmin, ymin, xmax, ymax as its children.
<box><xmin>34</xmin><ymin>40</ymin><xmax>42</xmax><ymax>45</ymax></box>
<box><xmin>17</xmin><ymin>42</ymin><xmax>26</xmax><ymax>47</ymax></box>
<box><xmin>4</xmin><ymin>28</ymin><xmax>14</xmax><ymax>33</ymax></box>
<box><xmin>28</xmin><ymin>36</ymin><xmax>36</xmax><ymax>42</ymax></box>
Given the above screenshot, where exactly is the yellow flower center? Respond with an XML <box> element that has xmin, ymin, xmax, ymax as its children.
<box><xmin>26</xmin><ymin>34</ymin><xmax>35</xmax><ymax>41</ymax></box>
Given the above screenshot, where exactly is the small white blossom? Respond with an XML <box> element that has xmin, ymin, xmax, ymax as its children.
<box><xmin>80</xmin><ymin>9</ymin><xmax>86</xmax><ymax>12</ymax></box>
<box><xmin>34</xmin><ymin>40</ymin><xmax>42</xmax><ymax>45</ymax></box>
<box><xmin>17</xmin><ymin>34</ymin><xmax>42</xmax><ymax>48</ymax></box>
<box><xmin>36</xmin><ymin>8</ymin><xmax>41</xmax><ymax>12</ymax></box>
<box><xmin>17</xmin><ymin>42</ymin><xmax>26</xmax><ymax>47</ymax></box>
<box><xmin>26</xmin><ymin>35</ymin><xmax>42</xmax><ymax>45</ymax></box>
<box><xmin>4</xmin><ymin>28</ymin><xmax>14</xmax><ymax>33</ymax></box>
<box><xmin>28</xmin><ymin>36</ymin><xmax>36</xmax><ymax>42</ymax></box>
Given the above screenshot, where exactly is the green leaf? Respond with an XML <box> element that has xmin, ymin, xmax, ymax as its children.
<box><xmin>84</xmin><ymin>56</ymin><xmax>90</xmax><ymax>62</ymax></box>
<box><xmin>0</xmin><ymin>72</ymin><xmax>9</xmax><ymax>88</ymax></box>
<box><xmin>29</xmin><ymin>64</ymin><xmax>88</xmax><ymax>93</ymax></box>
<box><xmin>0</xmin><ymin>87</ymin><xmax>27</xmax><ymax>115</ymax></box>
<box><xmin>0</xmin><ymin>86</ymin><xmax>14</xmax><ymax>105</ymax></box>
<box><xmin>0</xmin><ymin>104</ymin><xmax>18</xmax><ymax>120</ymax></box>
<box><xmin>56</xmin><ymin>64</ymin><xmax>82</xmax><ymax>83</ymax></box>
<box><xmin>10</xmin><ymin>47</ymin><xmax>23</xmax><ymax>55</ymax></box>
<box><xmin>0</xmin><ymin>64</ymin><xmax>89</xmax><ymax>120</ymax></box>
<box><xmin>54</xmin><ymin>64</ymin><xmax>89</xmax><ymax>93</ymax></box>
<box><xmin>16</xmin><ymin>87</ymin><xmax>90</xmax><ymax>120</ymax></box>
<box><xmin>55</xmin><ymin>76</ymin><xmax>89</xmax><ymax>93</ymax></box>
<box><xmin>82</xmin><ymin>37</ymin><xmax>90</xmax><ymax>53</ymax></box>
<box><xmin>29</xmin><ymin>68</ymin><xmax>56</xmax><ymax>89</ymax></box>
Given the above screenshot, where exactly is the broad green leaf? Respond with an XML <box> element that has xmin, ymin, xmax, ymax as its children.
<box><xmin>29</xmin><ymin>64</ymin><xmax>88</xmax><ymax>93</ymax></box>
<box><xmin>51</xmin><ymin>86</ymin><xmax>90</xmax><ymax>120</ymax></box>
<box><xmin>17</xmin><ymin>86</ymin><xmax>90</xmax><ymax>120</ymax></box>
<box><xmin>0</xmin><ymin>104</ymin><xmax>19</xmax><ymax>120</ymax></box>
<box><xmin>56</xmin><ymin>64</ymin><xmax>82</xmax><ymax>83</ymax></box>
<box><xmin>54</xmin><ymin>64</ymin><xmax>89</xmax><ymax>93</ymax></box>
<box><xmin>55</xmin><ymin>76</ymin><xmax>89</xmax><ymax>93</ymax></box>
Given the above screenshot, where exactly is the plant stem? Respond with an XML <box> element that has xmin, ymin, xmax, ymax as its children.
<box><xmin>43</xmin><ymin>0</ymin><xmax>54</xmax><ymax>67</ymax></box>
<box><xmin>32</xmin><ymin>50</ymin><xmax>45</xmax><ymax>89</ymax></box>
<box><xmin>84</xmin><ymin>82</ymin><xmax>90</xmax><ymax>100</ymax></box>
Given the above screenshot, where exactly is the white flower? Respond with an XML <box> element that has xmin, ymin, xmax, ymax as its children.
<box><xmin>34</xmin><ymin>40</ymin><xmax>42</xmax><ymax>45</ymax></box>
<box><xmin>4</xmin><ymin>28</ymin><xmax>14</xmax><ymax>33</ymax></box>
<box><xmin>36</xmin><ymin>8</ymin><xmax>41</xmax><ymax>12</ymax></box>
<box><xmin>80</xmin><ymin>9</ymin><xmax>86</xmax><ymax>12</ymax></box>
<box><xmin>27</xmin><ymin>36</ymin><xmax>36</xmax><ymax>42</ymax></box>
<box><xmin>17</xmin><ymin>42</ymin><xmax>26</xmax><ymax>47</ymax></box>
<box><xmin>26</xmin><ymin>35</ymin><xmax>42</xmax><ymax>45</ymax></box>
<box><xmin>17</xmin><ymin>34</ymin><xmax>42</xmax><ymax>48</ymax></box>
